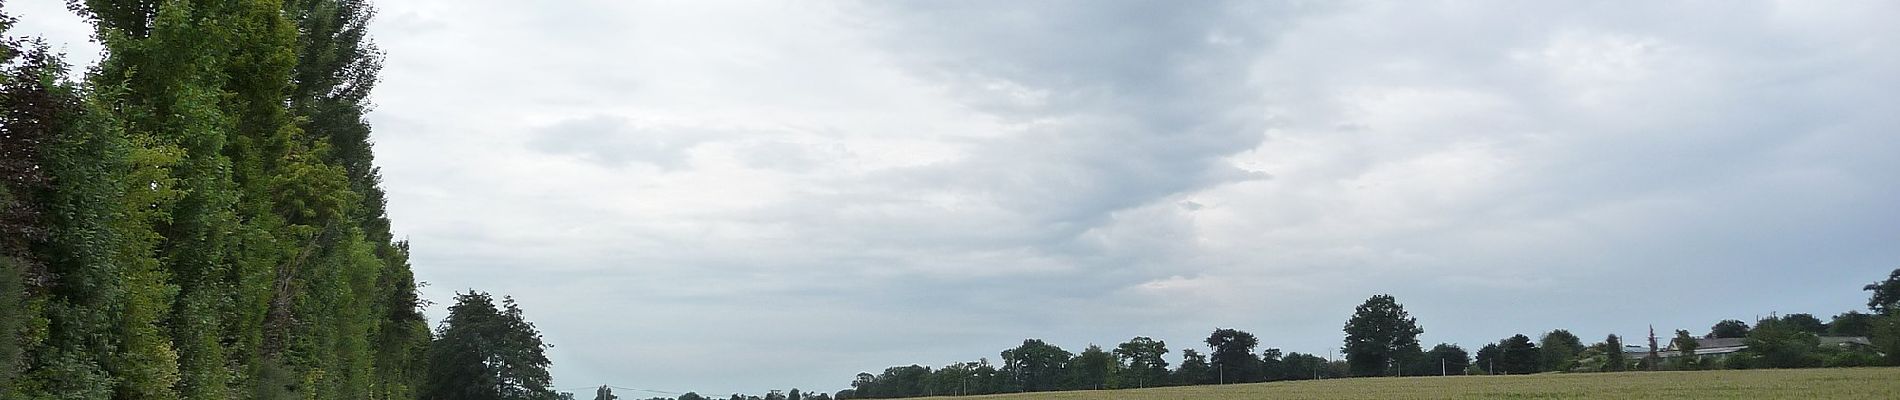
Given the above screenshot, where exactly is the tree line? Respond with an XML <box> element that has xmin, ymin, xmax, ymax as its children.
<box><xmin>1</xmin><ymin>1</ymin><xmax>564</xmax><ymax>399</ymax></box>
<box><xmin>624</xmin><ymin>268</ymin><xmax>1900</xmax><ymax>400</ymax></box>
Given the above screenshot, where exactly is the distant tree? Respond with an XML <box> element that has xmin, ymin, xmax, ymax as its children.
<box><xmin>849</xmin><ymin>373</ymin><xmax>874</xmax><ymax>398</ymax></box>
<box><xmin>1538</xmin><ymin>330</ymin><xmax>1585</xmax><ymax>372</ymax></box>
<box><xmin>1204</xmin><ymin>328</ymin><xmax>1262</xmax><ymax>383</ymax></box>
<box><xmin>680</xmin><ymin>392</ymin><xmax>707</xmax><ymax>400</ymax></box>
<box><xmin>1710</xmin><ymin>320</ymin><xmax>1751</xmax><ymax>339</ymax></box>
<box><xmin>1426</xmin><ymin>344</ymin><xmax>1469</xmax><ymax>375</ymax></box>
<box><xmin>1871</xmin><ymin>315</ymin><xmax>1900</xmax><ymax>366</ymax></box>
<box><xmin>1474</xmin><ymin>343</ymin><xmax>1501</xmax><ymax>374</ymax></box>
<box><xmin>1174</xmin><ymin>349</ymin><xmax>1212</xmax><ymax>385</ymax></box>
<box><xmin>1069</xmin><ymin>345</ymin><xmax>1114</xmax><ymax>390</ymax></box>
<box><xmin>1672</xmin><ymin>330</ymin><xmax>1700</xmax><ymax>370</ymax></box>
<box><xmin>1342</xmin><ymin>294</ymin><xmax>1424</xmax><ymax>377</ymax></box>
<box><xmin>1830</xmin><ymin>311</ymin><xmax>1874</xmax><ymax>337</ymax></box>
<box><xmin>1259</xmin><ymin>348</ymin><xmax>1286</xmax><ymax>381</ymax></box>
<box><xmin>1866</xmin><ymin>268</ymin><xmax>1900</xmax><ymax>315</ymax></box>
<box><xmin>1497</xmin><ymin>335</ymin><xmax>1539</xmax><ymax>374</ymax></box>
<box><xmin>1001</xmin><ymin>339</ymin><xmax>1070</xmax><ymax>392</ymax></box>
<box><xmin>1743</xmin><ymin>317</ymin><xmax>1820</xmax><ymax>368</ymax></box>
<box><xmin>764</xmin><ymin>390</ymin><xmax>785</xmax><ymax>400</ymax></box>
<box><xmin>1602</xmin><ymin>334</ymin><xmax>1627</xmax><ymax>372</ymax></box>
<box><xmin>1280</xmin><ymin>352</ymin><xmax>1330</xmax><ymax>380</ymax></box>
<box><xmin>788</xmin><ymin>389</ymin><xmax>802</xmax><ymax>400</ymax></box>
<box><xmin>1781</xmin><ymin>314</ymin><xmax>1827</xmax><ymax>334</ymax></box>
<box><xmin>594</xmin><ymin>386</ymin><xmax>618</xmax><ymax>400</ymax></box>
<box><xmin>1112</xmin><ymin>337</ymin><xmax>1169</xmax><ymax>388</ymax></box>
<box><xmin>423</xmin><ymin>292</ymin><xmax>558</xmax><ymax>400</ymax></box>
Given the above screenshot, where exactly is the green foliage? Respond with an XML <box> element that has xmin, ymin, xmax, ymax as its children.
<box><xmin>1111</xmin><ymin>336</ymin><xmax>1168</xmax><ymax>388</ymax></box>
<box><xmin>1710</xmin><ymin>320</ymin><xmax>1751</xmax><ymax>339</ymax></box>
<box><xmin>1474</xmin><ymin>343</ymin><xmax>1500</xmax><ymax>374</ymax></box>
<box><xmin>1342</xmin><ymin>294</ymin><xmax>1423</xmax><ymax>377</ymax></box>
<box><xmin>1671</xmin><ymin>330</ymin><xmax>1699</xmax><ymax>370</ymax></box>
<box><xmin>424</xmin><ymin>292</ymin><xmax>559</xmax><ymax>400</ymax></box>
<box><xmin>1001</xmin><ymin>339</ymin><xmax>1071</xmax><ymax>392</ymax></box>
<box><xmin>1497</xmin><ymin>335</ymin><xmax>1539</xmax><ymax>374</ymax></box>
<box><xmin>1203</xmin><ymin>328</ymin><xmax>1261</xmax><ymax>383</ymax></box>
<box><xmin>1829</xmin><ymin>311</ymin><xmax>1873</xmax><ymax>337</ymax></box>
<box><xmin>1868</xmin><ymin>268</ymin><xmax>1900</xmax><ymax>316</ymax></box>
<box><xmin>1538</xmin><ymin>330</ymin><xmax>1584</xmax><ymax>373</ymax></box>
<box><xmin>0</xmin><ymin>1</ymin><xmax>430</xmax><ymax>399</ymax></box>
<box><xmin>1780</xmin><ymin>314</ymin><xmax>1826</xmax><ymax>335</ymax></box>
<box><xmin>1174</xmin><ymin>349</ymin><xmax>1211</xmax><ymax>385</ymax></box>
<box><xmin>1601</xmin><ymin>335</ymin><xmax>1627</xmax><ymax>372</ymax></box>
<box><xmin>1742</xmin><ymin>317</ymin><xmax>1822</xmax><ymax>369</ymax></box>
<box><xmin>1870</xmin><ymin>315</ymin><xmax>1900</xmax><ymax>366</ymax></box>
<box><xmin>1426</xmin><ymin>343</ymin><xmax>1469</xmax><ymax>375</ymax></box>
<box><xmin>1068</xmin><ymin>345</ymin><xmax>1113</xmax><ymax>389</ymax></box>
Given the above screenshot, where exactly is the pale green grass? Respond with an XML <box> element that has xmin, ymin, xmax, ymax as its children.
<box><xmin>911</xmin><ymin>367</ymin><xmax>1900</xmax><ymax>399</ymax></box>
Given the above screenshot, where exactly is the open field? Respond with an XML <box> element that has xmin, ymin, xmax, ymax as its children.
<box><xmin>907</xmin><ymin>368</ymin><xmax>1900</xmax><ymax>399</ymax></box>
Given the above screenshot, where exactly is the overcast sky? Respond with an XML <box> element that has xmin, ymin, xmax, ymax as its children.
<box><xmin>10</xmin><ymin>0</ymin><xmax>1900</xmax><ymax>396</ymax></box>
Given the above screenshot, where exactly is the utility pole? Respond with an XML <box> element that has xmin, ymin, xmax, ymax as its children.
<box><xmin>1441</xmin><ymin>358</ymin><xmax>1447</xmax><ymax>376</ymax></box>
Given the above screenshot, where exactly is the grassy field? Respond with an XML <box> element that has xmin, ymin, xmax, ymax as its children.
<box><xmin>911</xmin><ymin>368</ymin><xmax>1900</xmax><ymax>399</ymax></box>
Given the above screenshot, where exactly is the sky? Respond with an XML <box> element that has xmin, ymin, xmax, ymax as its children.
<box><xmin>8</xmin><ymin>0</ymin><xmax>1900</xmax><ymax>396</ymax></box>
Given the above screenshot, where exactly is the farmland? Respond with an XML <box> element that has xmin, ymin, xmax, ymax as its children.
<box><xmin>899</xmin><ymin>368</ymin><xmax>1900</xmax><ymax>399</ymax></box>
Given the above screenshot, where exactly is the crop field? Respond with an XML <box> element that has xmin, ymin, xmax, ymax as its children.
<box><xmin>908</xmin><ymin>368</ymin><xmax>1900</xmax><ymax>399</ymax></box>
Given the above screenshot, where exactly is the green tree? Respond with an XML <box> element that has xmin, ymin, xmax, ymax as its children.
<box><xmin>594</xmin><ymin>386</ymin><xmax>618</xmax><ymax>400</ymax></box>
<box><xmin>1781</xmin><ymin>314</ymin><xmax>1827</xmax><ymax>334</ymax></box>
<box><xmin>1174</xmin><ymin>349</ymin><xmax>1211</xmax><ymax>385</ymax></box>
<box><xmin>1068</xmin><ymin>345</ymin><xmax>1114</xmax><ymax>390</ymax></box>
<box><xmin>1870</xmin><ymin>315</ymin><xmax>1900</xmax><ymax>366</ymax></box>
<box><xmin>1426</xmin><ymin>344</ymin><xmax>1468</xmax><ymax>376</ymax></box>
<box><xmin>1742</xmin><ymin>317</ymin><xmax>1820</xmax><ymax>368</ymax></box>
<box><xmin>1537</xmin><ymin>330</ymin><xmax>1585</xmax><ymax>373</ymax></box>
<box><xmin>1204</xmin><ymin>328</ymin><xmax>1261</xmax><ymax>383</ymax></box>
<box><xmin>1830</xmin><ymin>311</ymin><xmax>1874</xmax><ymax>337</ymax></box>
<box><xmin>1342</xmin><ymin>294</ymin><xmax>1423</xmax><ymax>377</ymax></box>
<box><xmin>1867</xmin><ymin>268</ymin><xmax>1900</xmax><ymax>315</ymax></box>
<box><xmin>423</xmin><ymin>292</ymin><xmax>559</xmax><ymax>400</ymax></box>
<box><xmin>1710</xmin><ymin>320</ymin><xmax>1750</xmax><ymax>339</ymax></box>
<box><xmin>1000</xmin><ymin>339</ymin><xmax>1070</xmax><ymax>392</ymax></box>
<box><xmin>1672</xmin><ymin>330</ymin><xmax>1700</xmax><ymax>370</ymax></box>
<box><xmin>1497</xmin><ymin>335</ymin><xmax>1539</xmax><ymax>374</ymax></box>
<box><xmin>1474</xmin><ymin>343</ymin><xmax>1500</xmax><ymax>374</ymax></box>
<box><xmin>1601</xmin><ymin>334</ymin><xmax>1627</xmax><ymax>372</ymax></box>
<box><xmin>1111</xmin><ymin>336</ymin><xmax>1168</xmax><ymax>388</ymax></box>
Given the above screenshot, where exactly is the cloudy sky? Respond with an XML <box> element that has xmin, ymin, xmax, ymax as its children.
<box><xmin>11</xmin><ymin>0</ymin><xmax>1900</xmax><ymax>396</ymax></box>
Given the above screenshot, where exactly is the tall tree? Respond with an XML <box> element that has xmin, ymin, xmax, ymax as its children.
<box><xmin>1601</xmin><ymin>334</ymin><xmax>1627</xmax><ymax>372</ymax></box>
<box><xmin>1497</xmin><ymin>335</ymin><xmax>1539</xmax><ymax>374</ymax></box>
<box><xmin>1780</xmin><ymin>314</ymin><xmax>1827</xmax><ymax>334</ymax></box>
<box><xmin>1672</xmin><ymin>330</ymin><xmax>1700</xmax><ymax>369</ymax></box>
<box><xmin>1830</xmin><ymin>311</ymin><xmax>1874</xmax><ymax>337</ymax></box>
<box><xmin>1426</xmin><ymin>344</ymin><xmax>1468</xmax><ymax>376</ymax></box>
<box><xmin>1111</xmin><ymin>336</ymin><xmax>1168</xmax><ymax>388</ymax></box>
<box><xmin>1068</xmin><ymin>345</ymin><xmax>1113</xmax><ymax>390</ymax></box>
<box><xmin>1538</xmin><ymin>330</ymin><xmax>1585</xmax><ymax>372</ymax></box>
<box><xmin>1000</xmin><ymin>339</ymin><xmax>1069</xmax><ymax>392</ymax></box>
<box><xmin>1204</xmin><ymin>328</ymin><xmax>1261</xmax><ymax>383</ymax></box>
<box><xmin>1743</xmin><ymin>317</ymin><xmax>1820</xmax><ymax>368</ymax></box>
<box><xmin>1709</xmin><ymin>320</ymin><xmax>1750</xmax><ymax>339</ymax></box>
<box><xmin>1174</xmin><ymin>349</ymin><xmax>1211</xmax><ymax>385</ymax></box>
<box><xmin>1867</xmin><ymin>268</ymin><xmax>1900</xmax><ymax>315</ymax></box>
<box><xmin>594</xmin><ymin>386</ymin><xmax>618</xmax><ymax>400</ymax></box>
<box><xmin>423</xmin><ymin>292</ymin><xmax>559</xmax><ymax>400</ymax></box>
<box><xmin>1342</xmin><ymin>294</ymin><xmax>1423</xmax><ymax>377</ymax></box>
<box><xmin>1473</xmin><ymin>343</ymin><xmax>1501</xmax><ymax>374</ymax></box>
